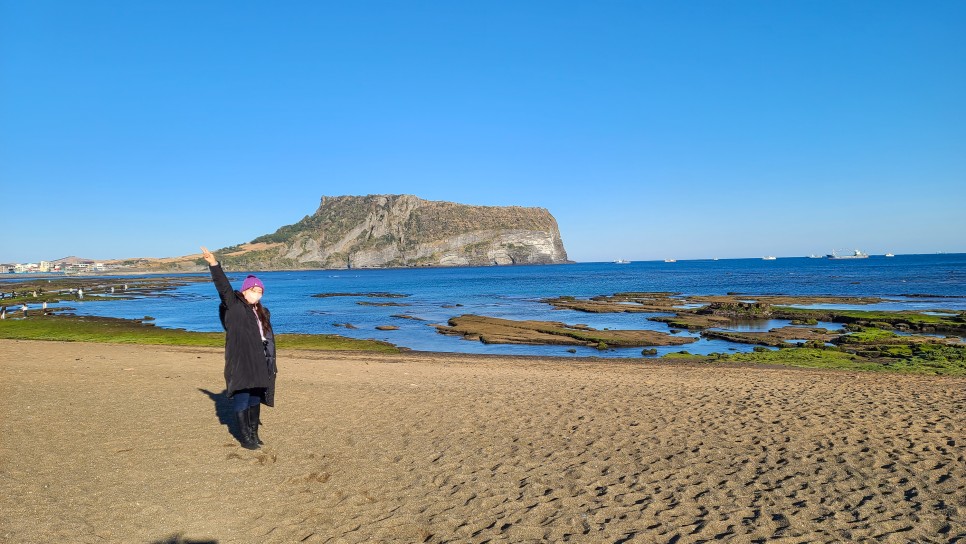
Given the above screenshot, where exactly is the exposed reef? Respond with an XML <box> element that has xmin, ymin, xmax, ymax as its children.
<box><xmin>701</xmin><ymin>327</ymin><xmax>840</xmax><ymax>347</ymax></box>
<box><xmin>435</xmin><ymin>314</ymin><xmax>697</xmax><ymax>349</ymax></box>
<box><xmin>312</xmin><ymin>292</ymin><xmax>410</xmax><ymax>298</ymax></box>
<box><xmin>0</xmin><ymin>276</ymin><xmax>208</xmax><ymax>309</ymax></box>
<box><xmin>543</xmin><ymin>293</ymin><xmax>883</xmax><ymax>313</ymax></box>
<box><xmin>544</xmin><ymin>292</ymin><xmax>966</xmax><ymax>336</ymax></box>
<box><xmin>540</xmin><ymin>292</ymin><xmax>965</xmax><ymax>374</ymax></box>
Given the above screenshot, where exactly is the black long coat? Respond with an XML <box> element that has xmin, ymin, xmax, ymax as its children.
<box><xmin>209</xmin><ymin>264</ymin><xmax>277</xmax><ymax>406</ymax></box>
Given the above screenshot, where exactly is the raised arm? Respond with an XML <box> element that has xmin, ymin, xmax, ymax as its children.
<box><xmin>201</xmin><ymin>246</ymin><xmax>218</xmax><ymax>267</ymax></box>
<box><xmin>201</xmin><ymin>246</ymin><xmax>236</xmax><ymax>304</ymax></box>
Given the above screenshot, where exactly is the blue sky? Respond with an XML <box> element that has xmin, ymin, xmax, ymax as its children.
<box><xmin>2</xmin><ymin>1</ymin><xmax>964</xmax><ymax>263</ymax></box>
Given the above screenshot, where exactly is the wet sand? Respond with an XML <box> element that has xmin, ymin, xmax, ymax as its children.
<box><xmin>2</xmin><ymin>339</ymin><xmax>964</xmax><ymax>543</ymax></box>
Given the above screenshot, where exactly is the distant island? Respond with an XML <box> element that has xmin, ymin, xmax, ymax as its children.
<box><xmin>35</xmin><ymin>195</ymin><xmax>570</xmax><ymax>273</ymax></box>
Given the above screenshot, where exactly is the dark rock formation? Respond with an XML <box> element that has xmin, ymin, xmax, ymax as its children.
<box><xmin>219</xmin><ymin>194</ymin><xmax>569</xmax><ymax>269</ymax></box>
<box><xmin>435</xmin><ymin>314</ymin><xmax>697</xmax><ymax>348</ymax></box>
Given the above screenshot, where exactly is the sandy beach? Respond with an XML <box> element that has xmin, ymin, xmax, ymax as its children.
<box><xmin>2</xmin><ymin>339</ymin><xmax>964</xmax><ymax>543</ymax></box>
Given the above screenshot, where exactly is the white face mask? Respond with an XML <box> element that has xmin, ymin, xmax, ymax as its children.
<box><xmin>243</xmin><ymin>289</ymin><xmax>263</xmax><ymax>305</ymax></box>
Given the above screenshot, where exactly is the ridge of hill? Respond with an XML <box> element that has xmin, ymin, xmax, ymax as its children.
<box><xmin>108</xmin><ymin>194</ymin><xmax>569</xmax><ymax>271</ymax></box>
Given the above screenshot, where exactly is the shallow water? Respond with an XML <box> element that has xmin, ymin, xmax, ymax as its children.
<box><xmin>56</xmin><ymin>253</ymin><xmax>966</xmax><ymax>358</ymax></box>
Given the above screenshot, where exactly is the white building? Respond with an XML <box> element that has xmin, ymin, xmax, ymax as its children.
<box><xmin>64</xmin><ymin>263</ymin><xmax>86</xmax><ymax>273</ymax></box>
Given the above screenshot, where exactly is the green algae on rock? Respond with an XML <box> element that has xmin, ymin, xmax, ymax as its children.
<box><xmin>435</xmin><ymin>314</ymin><xmax>697</xmax><ymax>348</ymax></box>
<box><xmin>0</xmin><ymin>313</ymin><xmax>398</xmax><ymax>352</ymax></box>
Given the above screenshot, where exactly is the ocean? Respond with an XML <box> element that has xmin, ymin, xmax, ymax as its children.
<box><xmin>65</xmin><ymin>253</ymin><xmax>966</xmax><ymax>358</ymax></box>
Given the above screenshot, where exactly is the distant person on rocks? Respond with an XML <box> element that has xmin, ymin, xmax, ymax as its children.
<box><xmin>77</xmin><ymin>288</ymin><xmax>84</xmax><ymax>299</ymax></box>
<box><xmin>21</xmin><ymin>303</ymin><xmax>28</xmax><ymax>317</ymax></box>
<box><xmin>201</xmin><ymin>246</ymin><xmax>277</xmax><ymax>451</ymax></box>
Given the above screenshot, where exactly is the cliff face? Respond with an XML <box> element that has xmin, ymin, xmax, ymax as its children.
<box><xmin>221</xmin><ymin>195</ymin><xmax>569</xmax><ymax>269</ymax></box>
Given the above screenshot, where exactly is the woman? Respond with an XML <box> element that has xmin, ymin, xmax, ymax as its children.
<box><xmin>201</xmin><ymin>246</ymin><xmax>277</xmax><ymax>450</ymax></box>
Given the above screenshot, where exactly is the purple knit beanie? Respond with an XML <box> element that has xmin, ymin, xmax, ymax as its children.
<box><xmin>241</xmin><ymin>275</ymin><xmax>264</xmax><ymax>292</ymax></box>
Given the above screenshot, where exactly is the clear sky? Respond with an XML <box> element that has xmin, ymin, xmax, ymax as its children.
<box><xmin>2</xmin><ymin>1</ymin><xmax>964</xmax><ymax>263</ymax></box>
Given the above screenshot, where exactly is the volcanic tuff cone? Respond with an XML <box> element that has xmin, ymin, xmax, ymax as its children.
<box><xmin>217</xmin><ymin>194</ymin><xmax>569</xmax><ymax>269</ymax></box>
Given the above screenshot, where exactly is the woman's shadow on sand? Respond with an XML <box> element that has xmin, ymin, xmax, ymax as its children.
<box><xmin>198</xmin><ymin>388</ymin><xmax>244</xmax><ymax>443</ymax></box>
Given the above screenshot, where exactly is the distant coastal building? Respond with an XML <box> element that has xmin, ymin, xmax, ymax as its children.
<box><xmin>59</xmin><ymin>261</ymin><xmax>110</xmax><ymax>273</ymax></box>
<box><xmin>1</xmin><ymin>258</ymin><xmax>117</xmax><ymax>274</ymax></box>
<box><xmin>63</xmin><ymin>262</ymin><xmax>93</xmax><ymax>273</ymax></box>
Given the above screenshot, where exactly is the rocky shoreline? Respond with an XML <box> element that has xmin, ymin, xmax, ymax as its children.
<box><xmin>435</xmin><ymin>292</ymin><xmax>966</xmax><ymax>374</ymax></box>
<box><xmin>3</xmin><ymin>277</ymin><xmax>964</xmax><ymax>374</ymax></box>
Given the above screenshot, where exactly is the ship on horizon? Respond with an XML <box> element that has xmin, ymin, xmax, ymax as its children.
<box><xmin>827</xmin><ymin>249</ymin><xmax>869</xmax><ymax>260</ymax></box>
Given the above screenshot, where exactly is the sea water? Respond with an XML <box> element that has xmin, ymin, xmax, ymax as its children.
<box><xmin>63</xmin><ymin>253</ymin><xmax>966</xmax><ymax>358</ymax></box>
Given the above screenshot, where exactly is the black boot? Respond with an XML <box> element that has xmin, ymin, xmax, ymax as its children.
<box><xmin>249</xmin><ymin>403</ymin><xmax>264</xmax><ymax>445</ymax></box>
<box><xmin>235</xmin><ymin>409</ymin><xmax>259</xmax><ymax>450</ymax></box>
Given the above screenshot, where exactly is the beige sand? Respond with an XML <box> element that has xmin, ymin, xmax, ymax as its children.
<box><xmin>2</xmin><ymin>339</ymin><xmax>964</xmax><ymax>543</ymax></box>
